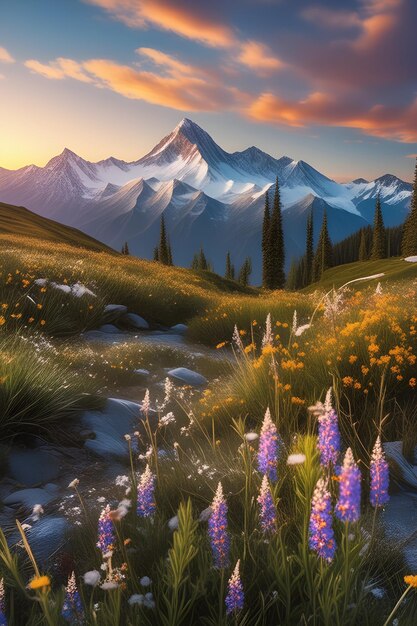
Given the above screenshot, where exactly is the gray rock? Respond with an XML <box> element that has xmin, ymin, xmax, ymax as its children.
<box><xmin>121</xmin><ymin>313</ymin><xmax>150</xmax><ymax>330</ymax></box>
<box><xmin>133</xmin><ymin>369</ymin><xmax>150</xmax><ymax>377</ymax></box>
<box><xmin>98</xmin><ymin>324</ymin><xmax>122</xmax><ymax>334</ymax></box>
<box><xmin>169</xmin><ymin>324</ymin><xmax>188</xmax><ymax>334</ymax></box>
<box><xmin>7</xmin><ymin>448</ymin><xmax>61</xmax><ymax>486</ymax></box>
<box><xmin>4</xmin><ymin>488</ymin><xmax>56</xmax><ymax>509</ymax></box>
<box><xmin>168</xmin><ymin>367</ymin><xmax>208</xmax><ymax>387</ymax></box>
<box><xmin>102</xmin><ymin>304</ymin><xmax>128</xmax><ymax>323</ymax></box>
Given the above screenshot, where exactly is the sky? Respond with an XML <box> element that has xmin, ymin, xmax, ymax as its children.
<box><xmin>0</xmin><ymin>0</ymin><xmax>416</xmax><ymax>181</ymax></box>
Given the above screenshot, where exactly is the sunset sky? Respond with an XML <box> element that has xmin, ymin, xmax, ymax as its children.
<box><xmin>1</xmin><ymin>0</ymin><xmax>416</xmax><ymax>181</ymax></box>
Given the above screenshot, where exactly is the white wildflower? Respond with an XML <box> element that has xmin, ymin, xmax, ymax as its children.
<box><xmin>232</xmin><ymin>324</ymin><xmax>244</xmax><ymax>352</ymax></box>
<box><xmin>294</xmin><ymin>323</ymin><xmax>311</xmax><ymax>337</ymax></box>
<box><xmin>140</xmin><ymin>576</ymin><xmax>152</xmax><ymax>587</ymax></box>
<box><xmin>142</xmin><ymin>389</ymin><xmax>150</xmax><ymax>415</ymax></box>
<box><xmin>101</xmin><ymin>581</ymin><xmax>118</xmax><ymax>590</ymax></box>
<box><xmin>244</xmin><ymin>432</ymin><xmax>259</xmax><ymax>442</ymax></box>
<box><xmin>115</xmin><ymin>475</ymin><xmax>130</xmax><ymax>487</ymax></box>
<box><xmin>292</xmin><ymin>310</ymin><xmax>297</xmax><ymax>334</ymax></box>
<box><xmin>168</xmin><ymin>515</ymin><xmax>179</xmax><ymax>531</ymax></box>
<box><xmin>68</xmin><ymin>479</ymin><xmax>79</xmax><ymax>489</ymax></box>
<box><xmin>83</xmin><ymin>570</ymin><xmax>101</xmax><ymax>586</ymax></box>
<box><xmin>129</xmin><ymin>594</ymin><xmax>144</xmax><ymax>606</ymax></box>
<box><xmin>287</xmin><ymin>453</ymin><xmax>306</xmax><ymax>465</ymax></box>
<box><xmin>160</xmin><ymin>412</ymin><xmax>176</xmax><ymax>427</ymax></box>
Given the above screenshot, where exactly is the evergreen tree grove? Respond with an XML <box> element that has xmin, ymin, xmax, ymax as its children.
<box><xmin>402</xmin><ymin>158</ymin><xmax>417</xmax><ymax>256</ymax></box>
<box><xmin>370</xmin><ymin>195</ymin><xmax>386</xmax><ymax>260</ymax></box>
<box><xmin>225</xmin><ymin>252</ymin><xmax>235</xmax><ymax>280</ymax></box>
<box><xmin>358</xmin><ymin>228</ymin><xmax>368</xmax><ymax>261</ymax></box>
<box><xmin>304</xmin><ymin>211</ymin><xmax>314</xmax><ymax>286</ymax></box>
<box><xmin>262</xmin><ymin>191</ymin><xmax>271</xmax><ymax>288</ymax></box>
<box><xmin>238</xmin><ymin>257</ymin><xmax>252</xmax><ymax>286</ymax></box>
<box><xmin>268</xmin><ymin>177</ymin><xmax>285</xmax><ymax>289</ymax></box>
<box><xmin>313</xmin><ymin>211</ymin><xmax>333</xmax><ymax>281</ymax></box>
<box><xmin>158</xmin><ymin>215</ymin><xmax>170</xmax><ymax>265</ymax></box>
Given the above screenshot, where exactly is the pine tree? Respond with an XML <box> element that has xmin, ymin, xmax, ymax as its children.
<box><xmin>304</xmin><ymin>211</ymin><xmax>314</xmax><ymax>285</ymax></box>
<box><xmin>269</xmin><ymin>177</ymin><xmax>285</xmax><ymax>289</ymax></box>
<box><xmin>238</xmin><ymin>257</ymin><xmax>252</xmax><ymax>286</ymax></box>
<box><xmin>225</xmin><ymin>252</ymin><xmax>235</xmax><ymax>280</ymax></box>
<box><xmin>262</xmin><ymin>190</ymin><xmax>271</xmax><ymax>288</ymax></box>
<box><xmin>358</xmin><ymin>228</ymin><xmax>368</xmax><ymax>261</ymax></box>
<box><xmin>158</xmin><ymin>215</ymin><xmax>170</xmax><ymax>265</ymax></box>
<box><xmin>313</xmin><ymin>211</ymin><xmax>333</xmax><ymax>281</ymax></box>
<box><xmin>402</xmin><ymin>159</ymin><xmax>417</xmax><ymax>256</ymax></box>
<box><xmin>198</xmin><ymin>247</ymin><xmax>208</xmax><ymax>271</ymax></box>
<box><xmin>153</xmin><ymin>246</ymin><xmax>159</xmax><ymax>261</ymax></box>
<box><xmin>286</xmin><ymin>259</ymin><xmax>299</xmax><ymax>291</ymax></box>
<box><xmin>190</xmin><ymin>254</ymin><xmax>199</xmax><ymax>270</ymax></box>
<box><xmin>370</xmin><ymin>195</ymin><xmax>386</xmax><ymax>260</ymax></box>
<box><xmin>167</xmin><ymin>239</ymin><xmax>173</xmax><ymax>266</ymax></box>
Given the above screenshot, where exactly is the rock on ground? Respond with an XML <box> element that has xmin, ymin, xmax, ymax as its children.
<box><xmin>167</xmin><ymin>367</ymin><xmax>208</xmax><ymax>387</ymax></box>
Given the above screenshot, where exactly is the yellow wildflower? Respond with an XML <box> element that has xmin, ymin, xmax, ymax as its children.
<box><xmin>28</xmin><ymin>575</ymin><xmax>51</xmax><ymax>590</ymax></box>
<box><xmin>404</xmin><ymin>575</ymin><xmax>417</xmax><ymax>588</ymax></box>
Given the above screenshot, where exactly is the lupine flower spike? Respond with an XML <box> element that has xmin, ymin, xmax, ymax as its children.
<box><xmin>335</xmin><ymin>448</ymin><xmax>362</xmax><ymax>522</ymax></box>
<box><xmin>0</xmin><ymin>579</ymin><xmax>6</xmax><ymax>626</ymax></box>
<box><xmin>97</xmin><ymin>504</ymin><xmax>116</xmax><ymax>556</ymax></box>
<box><xmin>137</xmin><ymin>465</ymin><xmax>156</xmax><ymax>518</ymax></box>
<box><xmin>225</xmin><ymin>560</ymin><xmax>244</xmax><ymax>615</ymax></box>
<box><xmin>258</xmin><ymin>407</ymin><xmax>281</xmax><ymax>482</ymax></box>
<box><xmin>309</xmin><ymin>477</ymin><xmax>336</xmax><ymax>562</ymax></box>
<box><xmin>262</xmin><ymin>313</ymin><xmax>273</xmax><ymax>347</ymax></box>
<box><xmin>62</xmin><ymin>572</ymin><xmax>84</xmax><ymax>625</ymax></box>
<box><xmin>317</xmin><ymin>388</ymin><xmax>341</xmax><ymax>467</ymax></box>
<box><xmin>208</xmin><ymin>482</ymin><xmax>230</xmax><ymax>568</ymax></box>
<box><xmin>370</xmin><ymin>436</ymin><xmax>390</xmax><ymax>507</ymax></box>
<box><xmin>257</xmin><ymin>475</ymin><xmax>277</xmax><ymax>534</ymax></box>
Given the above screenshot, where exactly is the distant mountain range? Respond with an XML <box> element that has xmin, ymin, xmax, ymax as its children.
<box><xmin>0</xmin><ymin>118</ymin><xmax>412</xmax><ymax>281</ymax></box>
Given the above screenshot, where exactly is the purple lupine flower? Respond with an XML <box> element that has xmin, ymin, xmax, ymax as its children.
<box><xmin>208</xmin><ymin>482</ymin><xmax>230</xmax><ymax>568</ymax></box>
<box><xmin>258</xmin><ymin>408</ymin><xmax>281</xmax><ymax>482</ymax></box>
<box><xmin>62</xmin><ymin>572</ymin><xmax>84</xmax><ymax>624</ymax></box>
<box><xmin>137</xmin><ymin>465</ymin><xmax>156</xmax><ymax>518</ymax></box>
<box><xmin>335</xmin><ymin>448</ymin><xmax>362</xmax><ymax>522</ymax></box>
<box><xmin>225</xmin><ymin>560</ymin><xmax>244</xmax><ymax>615</ymax></box>
<box><xmin>317</xmin><ymin>388</ymin><xmax>341</xmax><ymax>467</ymax></box>
<box><xmin>370</xmin><ymin>436</ymin><xmax>390</xmax><ymax>507</ymax></box>
<box><xmin>97</xmin><ymin>505</ymin><xmax>116</xmax><ymax>556</ymax></box>
<box><xmin>257</xmin><ymin>475</ymin><xmax>277</xmax><ymax>534</ymax></box>
<box><xmin>0</xmin><ymin>579</ymin><xmax>6</xmax><ymax>626</ymax></box>
<box><xmin>309</xmin><ymin>477</ymin><xmax>336</xmax><ymax>562</ymax></box>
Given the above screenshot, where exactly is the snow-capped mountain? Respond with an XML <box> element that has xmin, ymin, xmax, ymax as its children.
<box><xmin>0</xmin><ymin>118</ymin><xmax>412</xmax><ymax>281</ymax></box>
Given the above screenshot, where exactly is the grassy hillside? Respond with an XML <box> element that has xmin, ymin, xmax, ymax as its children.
<box><xmin>0</xmin><ymin>201</ymin><xmax>112</xmax><ymax>252</ymax></box>
<box><xmin>308</xmin><ymin>256</ymin><xmax>417</xmax><ymax>291</ymax></box>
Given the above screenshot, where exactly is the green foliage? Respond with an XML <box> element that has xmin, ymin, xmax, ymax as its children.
<box><xmin>370</xmin><ymin>195</ymin><xmax>386</xmax><ymax>260</ymax></box>
<box><xmin>401</xmin><ymin>159</ymin><xmax>417</xmax><ymax>256</ymax></box>
<box><xmin>262</xmin><ymin>190</ymin><xmax>271</xmax><ymax>288</ymax></box>
<box><xmin>0</xmin><ymin>331</ymin><xmax>102</xmax><ymax>438</ymax></box>
<box><xmin>305</xmin><ymin>210</ymin><xmax>314</xmax><ymax>286</ymax></box>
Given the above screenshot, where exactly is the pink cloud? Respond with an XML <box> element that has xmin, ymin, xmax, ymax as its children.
<box><xmin>25</xmin><ymin>58</ymin><xmax>93</xmax><ymax>82</ymax></box>
<box><xmin>0</xmin><ymin>46</ymin><xmax>15</xmax><ymax>63</ymax></box>
<box><xmin>238</xmin><ymin>41</ymin><xmax>285</xmax><ymax>74</ymax></box>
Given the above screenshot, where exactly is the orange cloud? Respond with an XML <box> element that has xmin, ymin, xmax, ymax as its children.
<box><xmin>25</xmin><ymin>58</ymin><xmax>93</xmax><ymax>82</ymax></box>
<box><xmin>0</xmin><ymin>46</ymin><xmax>14</xmax><ymax>63</ymax></box>
<box><xmin>24</xmin><ymin>51</ymin><xmax>247</xmax><ymax>113</ymax></box>
<box><xmin>85</xmin><ymin>0</ymin><xmax>237</xmax><ymax>48</ymax></box>
<box><xmin>136</xmin><ymin>47</ymin><xmax>196</xmax><ymax>76</ymax></box>
<box><xmin>248</xmin><ymin>90</ymin><xmax>417</xmax><ymax>142</ymax></box>
<box><xmin>238</xmin><ymin>41</ymin><xmax>285</xmax><ymax>74</ymax></box>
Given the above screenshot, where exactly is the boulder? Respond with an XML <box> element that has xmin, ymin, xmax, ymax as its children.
<box><xmin>381</xmin><ymin>491</ymin><xmax>417</xmax><ymax>570</ymax></box>
<box><xmin>167</xmin><ymin>367</ymin><xmax>208</xmax><ymax>387</ymax></box>
<box><xmin>384</xmin><ymin>441</ymin><xmax>417</xmax><ymax>489</ymax></box>
<box><xmin>4</xmin><ymin>488</ymin><xmax>57</xmax><ymax>509</ymax></box>
<box><xmin>102</xmin><ymin>304</ymin><xmax>128</xmax><ymax>323</ymax></box>
<box><xmin>120</xmin><ymin>313</ymin><xmax>150</xmax><ymax>330</ymax></box>
<box><xmin>25</xmin><ymin>516</ymin><xmax>70</xmax><ymax>565</ymax></box>
<box><xmin>7</xmin><ymin>448</ymin><xmax>62</xmax><ymax>486</ymax></box>
<box><xmin>98</xmin><ymin>324</ymin><xmax>122</xmax><ymax>334</ymax></box>
<box><xmin>169</xmin><ymin>324</ymin><xmax>188</xmax><ymax>335</ymax></box>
